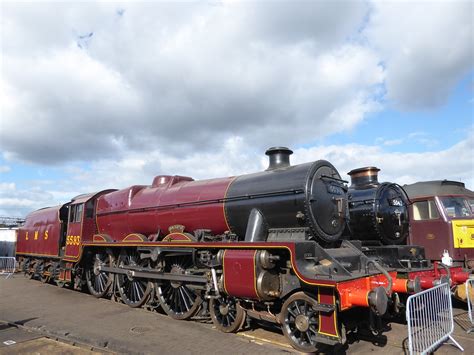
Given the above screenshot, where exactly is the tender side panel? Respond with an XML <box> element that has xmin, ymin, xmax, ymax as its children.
<box><xmin>16</xmin><ymin>207</ymin><xmax>62</xmax><ymax>257</ymax></box>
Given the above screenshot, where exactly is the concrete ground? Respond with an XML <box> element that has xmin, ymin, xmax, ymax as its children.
<box><xmin>0</xmin><ymin>275</ymin><xmax>473</xmax><ymax>354</ymax></box>
<box><xmin>0</xmin><ymin>322</ymin><xmax>109</xmax><ymax>354</ymax></box>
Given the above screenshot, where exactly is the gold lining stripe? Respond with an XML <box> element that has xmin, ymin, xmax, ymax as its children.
<box><xmin>15</xmin><ymin>252</ymin><xmax>59</xmax><ymax>258</ymax></box>
<box><xmin>222</xmin><ymin>177</ymin><xmax>237</xmax><ymax>232</ymax></box>
<box><xmin>163</xmin><ymin>233</ymin><xmax>193</xmax><ymax>242</ymax></box>
<box><xmin>317</xmin><ymin>288</ymin><xmax>339</xmax><ymax>338</ymax></box>
<box><xmin>123</xmin><ymin>233</ymin><xmax>147</xmax><ymax>242</ymax></box>
<box><xmin>223</xmin><ymin>250</ymin><xmax>228</xmax><ymax>294</ymax></box>
<box><xmin>93</xmin><ymin>235</ymin><xmax>108</xmax><ymax>242</ymax></box>
<box><xmin>65</xmin><ymin>241</ymin><xmax>385</xmax><ymax>291</ymax></box>
<box><xmin>252</xmin><ymin>250</ymin><xmax>259</xmax><ymax>300</ymax></box>
<box><xmin>76</xmin><ymin>242</ymin><xmax>337</xmax><ymax>288</ymax></box>
<box><xmin>95</xmin><ymin>199</ymin><xmax>101</xmax><ymax>235</ymax></box>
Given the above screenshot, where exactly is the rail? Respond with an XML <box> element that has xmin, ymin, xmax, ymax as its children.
<box><xmin>0</xmin><ymin>257</ymin><xmax>16</xmax><ymax>279</ymax></box>
<box><xmin>467</xmin><ymin>278</ymin><xmax>474</xmax><ymax>334</ymax></box>
<box><xmin>406</xmin><ymin>282</ymin><xmax>463</xmax><ymax>354</ymax></box>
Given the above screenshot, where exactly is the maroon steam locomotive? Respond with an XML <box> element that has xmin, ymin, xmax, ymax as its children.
<box><xmin>15</xmin><ymin>148</ymin><xmax>461</xmax><ymax>352</ymax></box>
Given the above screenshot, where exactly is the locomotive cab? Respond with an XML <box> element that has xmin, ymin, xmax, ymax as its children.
<box><xmin>404</xmin><ymin>180</ymin><xmax>474</xmax><ymax>266</ymax></box>
<box><xmin>63</xmin><ymin>190</ymin><xmax>116</xmax><ymax>260</ymax></box>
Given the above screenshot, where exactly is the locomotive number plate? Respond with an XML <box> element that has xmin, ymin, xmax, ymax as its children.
<box><xmin>327</xmin><ymin>184</ymin><xmax>344</xmax><ymax>195</ymax></box>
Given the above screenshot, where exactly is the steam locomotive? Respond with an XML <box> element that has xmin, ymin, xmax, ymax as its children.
<box><xmin>346</xmin><ymin>167</ymin><xmax>472</xmax><ymax>299</ymax></box>
<box><xmin>347</xmin><ymin>167</ymin><xmax>409</xmax><ymax>245</ymax></box>
<box><xmin>14</xmin><ymin>148</ymin><xmax>464</xmax><ymax>352</ymax></box>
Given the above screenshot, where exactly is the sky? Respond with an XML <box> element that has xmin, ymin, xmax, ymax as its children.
<box><xmin>0</xmin><ymin>0</ymin><xmax>473</xmax><ymax>218</ymax></box>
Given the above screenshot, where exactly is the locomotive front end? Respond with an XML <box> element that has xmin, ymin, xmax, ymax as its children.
<box><xmin>224</xmin><ymin>147</ymin><xmax>348</xmax><ymax>244</ymax></box>
<box><xmin>347</xmin><ymin>167</ymin><xmax>409</xmax><ymax>244</ymax></box>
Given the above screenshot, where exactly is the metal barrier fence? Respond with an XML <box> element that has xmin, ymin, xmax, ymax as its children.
<box><xmin>0</xmin><ymin>257</ymin><xmax>16</xmax><ymax>279</ymax></box>
<box><xmin>467</xmin><ymin>278</ymin><xmax>474</xmax><ymax>334</ymax></box>
<box><xmin>406</xmin><ymin>282</ymin><xmax>463</xmax><ymax>355</ymax></box>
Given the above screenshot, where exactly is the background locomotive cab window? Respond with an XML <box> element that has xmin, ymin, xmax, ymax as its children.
<box><xmin>440</xmin><ymin>196</ymin><xmax>473</xmax><ymax>218</ymax></box>
<box><xmin>413</xmin><ymin>200</ymin><xmax>440</xmax><ymax>220</ymax></box>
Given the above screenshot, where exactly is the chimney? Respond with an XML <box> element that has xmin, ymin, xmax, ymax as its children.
<box><xmin>265</xmin><ymin>147</ymin><xmax>293</xmax><ymax>170</ymax></box>
<box><xmin>348</xmin><ymin>167</ymin><xmax>380</xmax><ymax>187</ymax></box>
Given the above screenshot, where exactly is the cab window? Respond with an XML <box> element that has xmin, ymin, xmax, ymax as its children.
<box><xmin>69</xmin><ymin>204</ymin><xmax>84</xmax><ymax>223</ymax></box>
<box><xmin>75</xmin><ymin>204</ymin><xmax>83</xmax><ymax>222</ymax></box>
<box><xmin>413</xmin><ymin>200</ymin><xmax>440</xmax><ymax>220</ymax></box>
<box><xmin>69</xmin><ymin>205</ymin><xmax>76</xmax><ymax>222</ymax></box>
<box><xmin>440</xmin><ymin>197</ymin><xmax>472</xmax><ymax>218</ymax></box>
<box><xmin>85</xmin><ymin>200</ymin><xmax>94</xmax><ymax>218</ymax></box>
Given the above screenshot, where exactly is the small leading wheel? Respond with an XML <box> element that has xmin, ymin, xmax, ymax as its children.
<box><xmin>86</xmin><ymin>251</ymin><xmax>115</xmax><ymax>298</ymax></box>
<box><xmin>281</xmin><ymin>292</ymin><xmax>320</xmax><ymax>353</ymax></box>
<box><xmin>156</xmin><ymin>255</ymin><xmax>202</xmax><ymax>320</ymax></box>
<box><xmin>209</xmin><ymin>295</ymin><xmax>246</xmax><ymax>333</ymax></box>
<box><xmin>116</xmin><ymin>250</ymin><xmax>152</xmax><ymax>308</ymax></box>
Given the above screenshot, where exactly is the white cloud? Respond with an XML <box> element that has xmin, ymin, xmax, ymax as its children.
<box><xmin>366</xmin><ymin>1</ymin><xmax>473</xmax><ymax>109</ymax></box>
<box><xmin>1</xmin><ymin>1</ymin><xmax>473</xmax><ymax>217</ymax></box>
<box><xmin>2</xmin><ymin>130</ymin><xmax>472</xmax><ymax>218</ymax></box>
<box><xmin>293</xmin><ymin>131</ymin><xmax>474</xmax><ymax>190</ymax></box>
<box><xmin>1</xmin><ymin>2</ymin><xmax>382</xmax><ymax>164</ymax></box>
<box><xmin>2</xmin><ymin>1</ymin><xmax>471</xmax><ymax>166</ymax></box>
<box><xmin>375</xmin><ymin>137</ymin><xmax>404</xmax><ymax>146</ymax></box>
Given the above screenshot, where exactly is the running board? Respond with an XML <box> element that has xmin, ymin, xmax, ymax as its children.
<box><xmin>98</xmin><ymin>266</ymin><xmax>208</xmax><ymax>284</ymax></box>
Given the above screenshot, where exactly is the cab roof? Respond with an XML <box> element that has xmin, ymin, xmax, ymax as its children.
<box><xmin>403</xmin><ymin>180</ymin><xmax>474</xmax><ymax>199</ymax></box>
<box><xmin>70</xmin><ymin>189</ymin><xmax>117</xmax><ymax>204</ymax></box>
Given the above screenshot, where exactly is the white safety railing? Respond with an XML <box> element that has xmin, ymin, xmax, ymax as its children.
<box><xmin>467</xmin><ymin>278</ymin><xmax>474</xmax><ymax>334</ymax></box>
<box><xmin>0</xmin><ymin>257</ymin><xmax>16</xmax><ymax>279</ymax></box>
<box><xmin>406</xmin><ymin>282</ymin><xmax>463</xmax><ymax>355</ymax></box>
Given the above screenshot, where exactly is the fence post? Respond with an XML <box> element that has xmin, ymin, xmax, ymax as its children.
<box><xmin>0</xmin><ymin>257</ymin><xmax>16</xmax><ymax>279</ymax></box>
<box><xmin>406</xmin><ymin>282</ymin><xmax>463</xmax><ymax>354</ymax></box>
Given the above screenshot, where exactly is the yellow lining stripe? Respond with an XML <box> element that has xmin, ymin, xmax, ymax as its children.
<box><xmin>222</xmin><ymin>250</ymin><xmax>228</xmax><ymax>294</ymax></box>
<box><xmin>222</xmin><ymin>177</ymin><xmax>237</xmax><ymax>232</ymax></box>
<box><xmin>317</xmin><ymin>287</ymin><xmax>339</xmax><ymax>338</ymax></box>
<box><xmin>163</xmin><ymin>233</ymin><xmax>193</xmax><ymax>242</ymax></box>
<box><xmin>15</xmin><ymin>252</ymin><xmax>59</xmax><ymax>258</ymax></box>
<box><xmin>252</xmin><ymin>250</ymin><xmax>259</xmax><ymax>300</ymax></box>
<box><xmin>123</xmin><ymin>233</ymin><xmax>147</xmax><ymax>242</ymax></box>
<box><xmin>75</xmin><ymin>242</ymin><xmax>337</xmax><ymax>287</ymax></box>
<box><xmin>93</xmin><ymin>235</ymin><xmax>108</xmax><ymax>242</ymax></box>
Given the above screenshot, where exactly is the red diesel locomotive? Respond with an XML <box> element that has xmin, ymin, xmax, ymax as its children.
<box><xmin>15</xmin><ymin>148</ymin><xmax>447</xmax><ymax>352</ymax></box>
